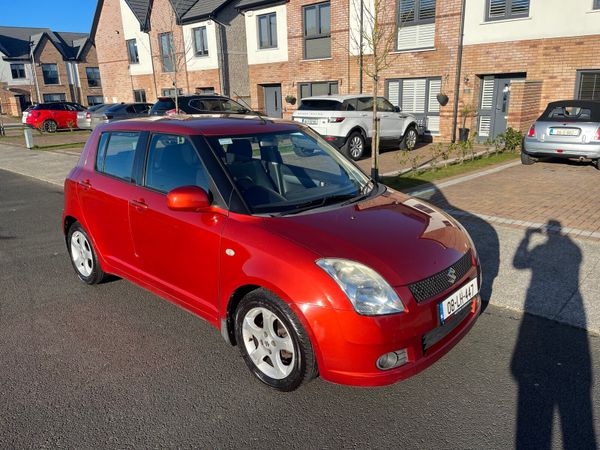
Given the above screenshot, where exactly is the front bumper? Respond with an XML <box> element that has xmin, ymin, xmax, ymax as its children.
<box><xmin>297</xmin><ymin>267</ymin><xmax>481</xmax><ymax>387</ymax></box>
<box><xmin>523</xmin><ymin>138</ymin><xmax>600</xmax><ymax>159</ymax></box>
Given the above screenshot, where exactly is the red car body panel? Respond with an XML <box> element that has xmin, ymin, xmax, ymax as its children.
<box><xmin>27</xmin><ymin>105</ymin><xmax>79</xmax><ymax>129</ymax></box>
<box><xmin>63</xmin><ymin>117</ymin><xmax>481</xmax><ymax>387</ymax></box>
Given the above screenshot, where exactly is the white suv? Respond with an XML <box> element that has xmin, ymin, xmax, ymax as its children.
<box><xmin>292</xmin><ymin>94</ymin><xmax>420</xmax><ymax>160</ymax></box>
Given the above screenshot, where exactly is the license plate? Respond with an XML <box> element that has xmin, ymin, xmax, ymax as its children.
<box><xmin>302</xmin><ymin>118</ymin><xmax>319</xmax><ymax>125</ymax></box>
<box><xmin>549</xmin><ymin>128</ymin><xmax>579</xmax><ymax>136</ymax></box>
<box><xmin>439</xmin><ymin>278</ymin><xmax>478</xmax><ymax>324</ymax></box>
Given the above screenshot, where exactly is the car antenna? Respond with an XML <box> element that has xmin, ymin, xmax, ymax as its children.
<box><xmin>232</xmin><ymin>91</ymin><xmax>267</xmax><ymax>125</ymax></box>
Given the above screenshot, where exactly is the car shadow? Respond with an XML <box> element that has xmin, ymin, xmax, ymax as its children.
<box><xmin>411</xmin><ymin>186</ymin><xmax>499</xmax><ymax>313</ymax></box>
<box><xmin>511</xmin><ymin>220</ymin><xmax>596</xmax><ymax>448</ymax></box>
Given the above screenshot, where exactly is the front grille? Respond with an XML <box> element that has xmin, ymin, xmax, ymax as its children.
<box><xmin>409</xmin><ymin>252</ymin><xmax>472</xmax><ymax>303</ymax></box>
<box><xmin>422</xmin><ymin>303</ymin><xmax>471</xmax><ymax>352</ymax></box>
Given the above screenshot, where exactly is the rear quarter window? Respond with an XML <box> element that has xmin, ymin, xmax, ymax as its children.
<box><xmin>96</xmin><ymin>131</ymin><xmax>140</xmax><ymax>181</ymax></box>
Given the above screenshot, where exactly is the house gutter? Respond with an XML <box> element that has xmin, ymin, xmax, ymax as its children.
<box><xmin>451</xmin><ymin>0</ymin><xmax>467</xmax><ymax>143</ymax></box>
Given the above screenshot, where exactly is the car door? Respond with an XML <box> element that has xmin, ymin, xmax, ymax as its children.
<box><xmin>377</xmin><ymin>97</ymin><xmax>402</xmax><ymax>141</ymax></box>
<box><xmin>64</xmin><ymin>104</ymin><xmax>79</xmax><ymax>128</ymax></box>
<box><xmin>128</xmin><ymin>133</ymin><xmax>226</xmax><ymax>318</ymax></box>
<box><xmin>77</xmin><ymin>130</ymin><xmax>144</xmax><ymax>274</ymax></box>
<box><xmin>355</xmin><ymin>97</ymin><xmax>374</xmax><ymax>137</ymax></box>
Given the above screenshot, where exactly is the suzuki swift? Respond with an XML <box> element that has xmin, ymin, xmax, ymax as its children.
<box><xmin>63</xmin><ymin>116</ymin><xmax>481</xmax><ymax>391</ymax></box>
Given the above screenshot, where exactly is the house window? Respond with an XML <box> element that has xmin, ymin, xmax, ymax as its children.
<box><xmin>303</xmin><ymin>2</ymin><xmax>331</xmax><ymax>60</ymax></box>
<box><xmin>161</xmin><ymin>88</ymin><xmax>183</xmax><ymax>97</ymax></box>
<box><xmin>43</xmin><ymin>93</ymin><xmax>66</xmax><ymax>102</ymax></box>
<box><xmin>385</xmin><ymin>77</ymin><xmax>441</xmax><ymax>134</ymax></box>
<box><xmin>11</xmin><ymin>64</ymin><xmax>26</xmax><ymax>79</ymax></box>
<box><xmin>193</xmin><ymin>26</ymin><xmax>209</xmax><ymax>56</ymax></box>
<box><xmin>258</xmin><ymin>12</ymin><xmax>277</xmax><ymax>49</ymax></box>
<box><xmin>126</xmin><ymin>39</ymin><xmax>139</xmax><ymax>64</ymax></box>
<box><xmin>86</xmin><ymin>67</ymin><xmax>101</xmax><ymax>88</ymax></box>
<box><xmin>133</xmin><ymin>89</ymin><xmax>147</xmax><ymax>102</ymax></box>
<box><xmin>42</xmin><ymin>64</ymin><xmax>59</xmax><ymax>85</ymax></box>
<box><xmin>196</xmin><ymin>87</ymin><xmax>215</xmax><ymax>94</ymax></box>
<box><xmin>298</xmin><ymin>81</ymin><xmax>338</xmax><ymax>98</ymax></box>
<box><xmin>159</xmin><ymin>33</ymin><xmax>175</xmax><ymax>72</ymax></box>
<box><xmin>397</xmin><ymin>0</ymin><xmax>436</xmax><ymax>50</ymax></box>
<box><xmin>87</xmin><ymin>96</ymin><xmax>104</xmax><ymax>106</ymax></box>
<box><xmin>595</xmin><ymin>0</ymin><xmax>600</xmax><ymax>9</ymax></box>
<box><xmin>576</xmin><ymin>71</ymin><xmax>600</xmax><ymax>101</ymax></box>
<box><xmin>486</xmin><ymin>0</ymin><xmax>530</xmax><ymax>21</ymax></box>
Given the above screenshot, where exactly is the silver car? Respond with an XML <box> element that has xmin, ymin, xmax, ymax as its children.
<box><xmin>522</xmin><ymin>100</ymin><xmax>600</xmax><ymax>169</ymax></box>
<box><xmin>76</xmin><ymin>104</ymin><xmax>111</xmax><ymax>130</ymax></box>
<box><xmin>89</xmin><ymin>102</ymin><xmax>152</xmax><ymax>129</ymax></box>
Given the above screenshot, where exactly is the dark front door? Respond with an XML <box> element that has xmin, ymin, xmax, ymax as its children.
<box><xmin>492</xmin><ymin>78</ymin><xmax>511</xmax><ymax>138</ymax></box>
<box><xmin>476</xmin><ymin>74</ymin><xmax>525</xmax><ymax>141</ymax></box>
<box><xmin>264</xmin><ymin>85</ymin><xmax>282</xmax><ymax>118</ymax></box>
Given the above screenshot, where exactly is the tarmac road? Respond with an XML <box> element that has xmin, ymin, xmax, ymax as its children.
<box><xmin>0</xmin><ymin>169</ymin><xmax>599</xmax><ymax>448</ymax></box>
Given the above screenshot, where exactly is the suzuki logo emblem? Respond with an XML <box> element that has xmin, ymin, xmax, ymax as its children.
<box><xmin>447</xmin><ymin>267</ymin><xmax>457</xmax><ymax>284</ymax></box>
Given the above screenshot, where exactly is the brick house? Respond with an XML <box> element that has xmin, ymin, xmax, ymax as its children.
<box><xmin>91</xmin><ymin>0</ymin><xmax>600</xmax><ymax>141</ymax></box>
<box><xmin>0</xmin><ymin>26</ymin><xmax>103</xmax><ymax>116</ymax></box>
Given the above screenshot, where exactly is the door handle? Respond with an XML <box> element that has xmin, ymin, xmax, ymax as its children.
<box><xmin>78</xmin><ymin>179</ymin><xmax>91</xmax><ymax>190</ymax></box>
<box><xmin>381</xmin><ymin>115</ymin><xmax>390</xmax><ymax>118</ymax></box>
<box><xmin>129</xmin><ymin>198</ymin><xmax>148</xmax><ymax>210</ymax></box>
<box><xmin>360</xmin><ymin>113</ymin><xmax>369</xmax><ymax>117</ymax></box>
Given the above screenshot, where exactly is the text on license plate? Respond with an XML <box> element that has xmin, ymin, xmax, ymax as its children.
<box><xmin>549</xmin><ymin>128</ymin><xmax>579</xmax><ymax>136</ymax></box>
<box><xmin>302</xmin><ymin>118</ymin><xmax>319</xmax><ymax>125</ymax></box>
<box><xmin>439</xmin><ymin>278</ymin><xmax>478</xmax><ymax>324</ymax></box>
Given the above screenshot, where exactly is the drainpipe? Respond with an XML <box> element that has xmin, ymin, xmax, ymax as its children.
<box><xmin>29</xmin><ymin>42</ymin><xmax>41</xmax><ymax>103</ymax></box>
<box><xmin>212</xmin><ymin>16</ymin><xmax>229</xmax><ymax>96</ymax></box>
<box><xmin>359</xmin><ymin>0</ymin><xmax>364</xmax><ymax>94</ymax></box>
<box><xmin>451</xmin><ymin>0</ymin><xmax>467</xmax><ymax>143</ymax></box>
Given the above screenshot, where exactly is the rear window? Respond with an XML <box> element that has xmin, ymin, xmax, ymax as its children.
<box><xmin>298</xmin><ymin>100</ymin><xmax>344</xmax><ymax>111</ymax></box>
<box><xmin>152</xmin><ymin>98</ymin><xmax>176</xmax><ymax>111</ymax></box>
<box><xmin>540</xmin><ymin>104</ymin><xmax>599</xmax><ymax>122</ymax></box>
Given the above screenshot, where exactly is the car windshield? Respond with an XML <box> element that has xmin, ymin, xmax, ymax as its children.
<box><xmin>206</xmin><ymin>129</ymin><xmax>372</xmax><ymax>215</ymax></box>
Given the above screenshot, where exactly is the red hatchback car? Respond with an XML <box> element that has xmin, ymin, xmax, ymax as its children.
<box><xmin>63</xmin><ymin>116</ymin><xmax>481</xmax><ymax>391</ymax></box>
<box><xmin>27</xmin><ymin>102</ymin><xmax>85</xmax><ymax>132</ymax></box>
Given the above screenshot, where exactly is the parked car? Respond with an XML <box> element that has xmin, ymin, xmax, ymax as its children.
<box><xmin>149</xmin><ymin>94</ymin><xmax>251</xmax><ymax>116</ymax></box>
<box><xmin>76</xmin><ymin>104</ymin><xmax>108</xmax><ymax>130</ymax></box>
<box><xmin>21</xmin><ymin>105</ymin><xmax>34</xmax><ymax>124</ymax></box>
<box><xmin>89</xmin><ymin>102</ymin><xmax>152</xmax><ymax>129</ymax></box>
<box><xmin>522</xmin><ymin>100</ymin><xmax>600</xmax><ymax>170</ymax></box>
<box><xmin>63</xmin><ymin>115</ymin><xmax>481</xmax><ymax>391</ymax></box>
<box><xmin>292</xmin><ymin>95</ymin><xmax>420</xmax><ymax>160</ymax></box>
<box><xmin>26</xmin><ymin>102</ymin><xmax>86</xmax><ymax>132</ymax></box>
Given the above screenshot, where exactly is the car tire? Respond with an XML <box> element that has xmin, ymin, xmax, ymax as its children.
<box><xmin>234</xmin><ymin>289</ymin><xmax>318</xmax><ymax>391</ymax></box>
<box><xmin>43</xmin><ymin>120</ymin><xmax>58</xmax><ymax>133</ymax></box>
<box><xmin>521</xmin><ymin>152</ymin><xmax>536</xmax><ymax>165</ymax></box>
<box><xmin>400</xmin><ymin>126</ymin><xmax>418</xmax><ymax>150</ymax></box>
<box><xmin>342</xmin><ymin>131</ymin><xmax>366</xmax><ymax>160</ymax></box>
<box><xmin>67</xmin><ymin>222</ymin><xmax>106</xmax><ymax>285</ymax></box>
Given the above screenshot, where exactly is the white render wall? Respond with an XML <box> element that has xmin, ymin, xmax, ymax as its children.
<box><xmin>119</xmin><ymin>0</ymin><xmax>153</xmax><ymax>75</ymax></box>
<box><xmin>0</xmin><ymin>52</ymin><xmax>34</xmax><ymax>86</ymax></box>
<box><xmin>244</xmin><ymin>4</ymin><xmax>288</xmax><ymax>64</ymax></box>
<box><xmin>183</xmin><ymin>20</ymin><xmax>219</xmax><ymax>71</ymax></box>
<box><xmin>349</xmin><ymin>0</ymin><xmax>374</xmax><ymax>56</ymax></box>
<box><xmin>464</xmin><ymin>0</ymin><xmax>600</xmax><ymax>45</ymax></box>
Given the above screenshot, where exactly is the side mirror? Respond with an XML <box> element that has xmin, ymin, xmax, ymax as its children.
<box><xmin>394</xmin><ymin>106</ymin><xmax>402</xmax><ymax>113</ymax></box>
<box><xmin>166</xmin><ymin>186</ymin><xmax>210</xmax><ymax>212</ymax></box>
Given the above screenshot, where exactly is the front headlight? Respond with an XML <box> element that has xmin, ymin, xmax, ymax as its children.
<box><xmin>316</xmin><ymin>258</ymin><xmax>405</xmax><ymax>316</ymax></box>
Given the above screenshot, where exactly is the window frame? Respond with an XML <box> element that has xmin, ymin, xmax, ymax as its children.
<box><xmin>95</xmin><ymin>131</ymin><xmax>147</xmax><ymax>184</ymax></box>
<box><xmin>86</xmin><ymin>67</ymin><xmax>102</xmax><ymax>88</ymax></box>
<box><xmin>594</xmin><ymin>0</ymin><xmax>600</xmax><ymax>9</ymax></box>
<box><xmin>159</xmin><ymin>32</ymin><xmax>175</xmax><ymax>73</ymax></box>
<box><xmin>397</xmin><ymin>0</ymin><xmax>437</xmax><ymax>27</ymax></box>
<box><xmin>303</xmin><ymin>2</ymin><xmax>331</xmax><ymax>60</ymax></box>
<box><xmin>41</xmin><ymin>63</ymin><xmax>60</xmax><ymax>85</ymax></box>
<box><xmin>485</xmin><ymin>0</ymin><xmax>530</xmax><ymax>22</ymax></box>
<box><xmin>42</xmin><ymin>93</ymin><xmax>66</xmax><ymax>102</ymax></box>
<box><xmin>298</xmin><ymin>81</ymin><xmax>339</xmax><ymax>99</ymax></box>
<box><xmin>126</xmin><ymin>39</ymin><xmax>140</xmax><ymax>64</ymax></box>
<box><xmin>10</xmin><ymin>63</ymin><xmax>26</xmax><ymax>79</ymax></box>
<box><xmin>87</xmin><ymin>95</ymin><xmax>103</xmax><ymax>106</ymax></box>
<box><xmin>385</xmin><ymin>76</ymin><xmax>441</xmax><ymax>134</ymax></box>
<box><xmin>575</xmin><ymin>70</ymin><xmax>600</xmax><ymax>101</ymax></box>
<box><xmin>133</xmin><ymin>89</ymin><xmax>147</xmax><ymax>103</ymax></box>
<box><xmin>193</xmin><ymin>26</ymin><xmax>209</xmax><ymax>57</ymax></box>
<box><xmin>257</xmin><ymin>12</ymin><xmax>278</xmax><ymax>49</ymax></box>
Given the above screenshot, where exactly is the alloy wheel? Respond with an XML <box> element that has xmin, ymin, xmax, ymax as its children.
<box><xmin>241</xmin><ymin>306</ymin><xmax>295</xmax><ymax>380</ymax></box>
<box><xmin>70</xmin><ymin>231</ymin><xmax>94</xmax><ymax>277</ymax></box>
<box><xmin>349</xmin><ymin>136</ymin><xmax>364</xmax><ymax>159</ymax></box>
<box><xmin>406</xmin><ymin>129</ymin><xmax>417</xmax><ymax>149</ymax></box>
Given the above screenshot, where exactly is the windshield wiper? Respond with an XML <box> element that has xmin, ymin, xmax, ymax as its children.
<box><xmin>340</xmin><ymin>181</ymin><xmax>376</xmax><ymax>206</ymax></box>
<box><xmin>277</xmin><ymin>193</ymin><xmax>357</xmax><ymax>216</ymax></box>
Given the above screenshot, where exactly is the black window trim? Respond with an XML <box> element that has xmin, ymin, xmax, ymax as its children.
<box><xmin>86</xmin><ymin>67</ymin><xmax>102</xmax><ymax>88</ymax></box>
<box><xmin>126</xmin><ymin>39</ymin><xmax>140</xmax><ymax>64</ymax></box>
<box><xmin>303</xmin><ymin>1</ymin><xmax>331</xmax><ymax>60</ymax></box>
<box><xmin>159</xmin><ymin>32</ymin><xmax>175</xmax><ymax>73</ymax></box>
<box><xmin>298</xmin><ymin>80</ymin><xmax>339</xmax><ymax>99</ymax></box>
<box><xmin>485</xmin><ymin>0</ymin><xmax>530</xmax><ymax>22</ymax></box>
<box><xmin>133</xmin><ymin>89</ymin><xmax>147</xmax><ymax>103</ymax></box>
<box><xmin>41</xmin><ymin>63</ymin><xmax>60</xmax><ymax>85</ymax></box>
<box><xmin>575</xmin><ymin>69</ymin><xmax>600</xmax><ymax>101</ymax></box>
<box><xmin>193</xmin><ymin>26</ymin><xmax>209</xmax><ymax>57</ymax></box>
<box><xmin>397</xmin><ymin>0</ymin><xmax>437</xmax><ymax>27</ymax></box>
<box><xmin>594</xmin><ymin>0</ymin><xmax>600</xmax><ymax>10</ymax></box>
<box><xmin>11</xmin><ymin>63</ymin><xmax>26</xmax><ymax>79</ymax></box>
<box><xmin>257</xmin><ymin>12</ymin><xmax>278</xmax><ymax>49</ymax></box>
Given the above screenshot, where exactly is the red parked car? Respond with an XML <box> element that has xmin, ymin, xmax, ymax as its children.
<box><xmin>26</xmin><ymin>102</ymin><xmax>85</xmax><ymax>132</ymax></box>
<box><xmin>63</xmin><ymin>116</ymin><xmax>481</xmax><ymax>391</ymax></box>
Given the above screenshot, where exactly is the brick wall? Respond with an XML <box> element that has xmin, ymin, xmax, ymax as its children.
<box><xmin>77</xmin><ymin>42</ymin><xmax>104</xmax><ymax>105</ymax></box>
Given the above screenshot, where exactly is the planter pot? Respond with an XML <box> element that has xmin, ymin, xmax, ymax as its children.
<box><xmin>285</xmin><ymin>96</ymin><xmax>297</xmax><ymax>105</ymax></box>
<box><xmin>459</xmin><ymin>128</ymin><xmax>470</xmax><ymax>142</ymax></box>
<box><xmin>436</xmin><ymin>93</ymin><xmax>449</xmax><ymax>106</ymax></box>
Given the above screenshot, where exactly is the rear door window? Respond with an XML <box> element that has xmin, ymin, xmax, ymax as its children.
<box><xmin>96</xmin><ymin>131</ymin><xmax>140</xmax><ymax>181</ymax></box>
<box><xmin>356</xmin><ymin>97</ymin><xmax>373</xmax><ymax>112</ymax></box>
<box><xmin>144</xmin><ymin>134</ymin><xmax>209</xmax><ymax>194</ymax></box>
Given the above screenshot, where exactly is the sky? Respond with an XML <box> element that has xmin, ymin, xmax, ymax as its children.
<box><xmin>0</xmin><ymin>0</ymin><xmax>98</xmax><ymax>33</ymax></box>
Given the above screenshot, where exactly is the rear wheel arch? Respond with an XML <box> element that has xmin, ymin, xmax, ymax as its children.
<box><xmin>64</xmin><ymin>215</ymin><xmax>78</xmax><ymax>237</ymax></box>
<box><xmin>347</xmin><ymin>126</ymin><xmax>367</xmax><ymax>143</ymax></box>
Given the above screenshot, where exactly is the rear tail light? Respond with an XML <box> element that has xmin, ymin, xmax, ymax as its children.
<box><xmin>328</xmin><ymin>117</ymin><xmax>345</xmax><ymax>123</ymax></box>
<box><xmin>528</xmin><ymin>124</ymin><xmax>535</xmax><ymax>137</ymax></box>
<box><xmin>166</xmin><ymin>109</ymin><xmax>177</xmax><ymax>116</ymax></box>
<box><xmin>85</xmin><ymin>112</ymin><xmax>91</xmax><ymax>120</ymax></box>
<box><xmin>595</xmin><ymin>127</ymin><xmax>600</xmax><ymax>142</ymax></box>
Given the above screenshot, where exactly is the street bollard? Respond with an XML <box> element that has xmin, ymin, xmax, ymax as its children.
<box><xmin>24</xmin><ymin>127</ymin><xmax>34</xmax><ymax>149</ymax></box>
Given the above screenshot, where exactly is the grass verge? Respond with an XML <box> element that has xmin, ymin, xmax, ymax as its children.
<box><xmin>383</xmin><ymin>152</ymin><xmax>520</xmax><ymax>192</ymax></box>
<box><xmin>33</xmin><ymin>142</ymin><xmax>86</xmax><ymax>150</ymax></box>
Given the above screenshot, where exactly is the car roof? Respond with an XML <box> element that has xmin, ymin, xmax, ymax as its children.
<box><xmin>157</xmin><ymin>94</ymin><xmax>227</xmax><ymax>101</ymax></box>
<box><xmin>300</xmin><ymin>94</ymin><xmax>375</xmax><ymax>102</ymax></box>
<box><xmin>95</xmin><ymin>115</ymin><xmax>302</xmax><ymax>136</ymax></box>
